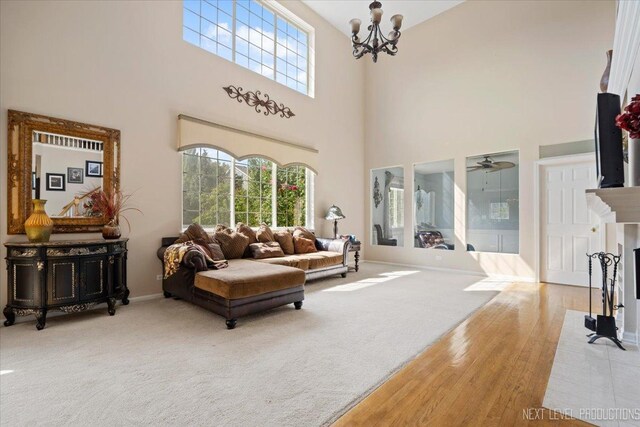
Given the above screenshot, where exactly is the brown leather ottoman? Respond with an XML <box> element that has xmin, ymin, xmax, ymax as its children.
<box><xmin>192</xmin><ymin>259</ymin><xmax>305</xmax><ymax>329</ymax></box>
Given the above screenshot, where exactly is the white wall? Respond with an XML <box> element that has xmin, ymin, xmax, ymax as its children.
<box><xmin>0</xmin><ymin>0</ymin><xmax>365</xmax><ymax>307</ymax></box>
<box><xmin>364</xmin><ymin>0</ymin><xmax>615</xmax><ymax>279</ymax></box>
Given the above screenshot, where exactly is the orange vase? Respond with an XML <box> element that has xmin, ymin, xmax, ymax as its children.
<box><xmin>24</xmin><ymin>199</ymin><xmax>54</xmax><ymax>243</ymax></box>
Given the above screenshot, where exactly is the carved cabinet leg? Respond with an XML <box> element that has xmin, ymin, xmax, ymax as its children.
<box><xmin>354</xmin><ymin>251</ymin><xmax>360</xmax><ymax>272</ymax></box>
<box><xmin>3</xmin><ymin>307</ymin><xmax>15</xmax><ymax>327</ymax></box>
<box><xmin>122</xmin><ymin>287</ymin><xmax>130</xmax><ymax>305</ymax></box>
<box><xmin>107</xmin><ymin>298</ymin><xmax>116</xmax><ymax>316</ymax></box>
<box><xmin>35</xmin><ymin>310</ymin><xmax>47</xmax><ymax>331</ymax></box>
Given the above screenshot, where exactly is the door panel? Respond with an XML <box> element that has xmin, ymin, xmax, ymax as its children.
<box><xmin>47</xmin><ymin>260</ymin><xmax>78</xmax><ymax>304</ymax></box>
<box><xmin>11</xmin><ymin>263</ymin><xmax>39</xmax><ymax>305</ymax></box>
<box><xmin>81</xmin><ymin>257</ymin><xmax>108</xmax><ymax>299</ymax></box>
<box><xmin>547</xmin><ymin>236</ymin><xmax>563</xmax><ymax>271</ymax></box>
<box><xmin>572</xmin><ymin>236</ymin><xmax>589</xmax><ymax>273</ymax></box>
<box><xmin>547</xmin><ymin>188</ymin><xmax>563</xmax><ymax>224</ymax></box>
<box><xmin>540</xmin><ymin>159</ymin><xmax>600</xmax><ymax>286</ymax></box>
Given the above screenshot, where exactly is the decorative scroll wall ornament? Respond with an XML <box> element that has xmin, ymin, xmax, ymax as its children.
<box><xmin>222</xmin><ymin>86</ymin><xmax>295</xmax><ymax>118</ymax></box>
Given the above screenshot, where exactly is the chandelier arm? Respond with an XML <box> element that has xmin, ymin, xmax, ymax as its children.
<box><xmin>360</xmin><ymin>27</ymin><xmax>375</xmax><ymax>48</ymax></box>
<box><xmin>377</xmin><ymin>31</ymin><xmax>401</xmax><ymax>54</ymax></box>
<box><xmin>380</xmin><ymin>45</ymin><xmax>398</xmax><ymax>56</ymax></box>
<box><xmin>351</xmin><ymin>29</ymin><xmax>371</xmax><ymax>47</ymax></box>
<box><xmin>351</xmin><ymin>39</ymin><xmax>373</xmax><ymax>55</ymax></box>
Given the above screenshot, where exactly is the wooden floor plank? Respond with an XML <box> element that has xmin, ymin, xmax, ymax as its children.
<box><xmin>333</xmin><ymin>283</ymin><xmax>596</xmax><ymax>426</ymax></box>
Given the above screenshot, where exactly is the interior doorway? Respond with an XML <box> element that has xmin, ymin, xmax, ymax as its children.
<box><xmin>538</xmin><ymin>154</ymin><xmax>602</xmax><ymax>286</ymax></box>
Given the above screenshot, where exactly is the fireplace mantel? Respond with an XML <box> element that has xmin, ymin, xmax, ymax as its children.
<box><xmin>586</xmin><ymin>187</ymin><xmax>640</xmax><ymax>223</ymax></box>
<box><xmin>586</xmin><ymin>186</ymin><xmax>639</xmax><ymax>345</ymax></box>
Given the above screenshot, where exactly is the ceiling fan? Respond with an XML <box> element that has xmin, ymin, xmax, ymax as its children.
<box><xmin>467</xmin><ymin>156</ymin><xmax>516</xmax><ymax>173</ymax></box>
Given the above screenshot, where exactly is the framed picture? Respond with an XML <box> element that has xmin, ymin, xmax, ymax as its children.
<box><xmin>46</xmin><ymin>173</ymin><xmax>66</xmax><ymax>191</ymax></box>
<box><xmin>85</xmin><ymin>161</ymin><xmax>103</xmax><ymax>178</ymax></box>
<box><xmin>32</xmin><ymin>172</ymin><xmax>36</xmax><ymax>190</ymax></box>
<box><xmin>67</xmin><ymin>167</ymin><xmax>84</xmax><ymax>184</ymax></box>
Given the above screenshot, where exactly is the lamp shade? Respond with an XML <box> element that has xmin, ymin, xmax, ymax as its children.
<box><xmin>325</xmin><ymin>205</ymin><xmax>346</xmax><ymax>221</ymax></box>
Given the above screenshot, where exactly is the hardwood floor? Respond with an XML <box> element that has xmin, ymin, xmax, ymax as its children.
<box><xmin>334</xmin><ymin>283</ymin><xmax>597</xmax><ymax>426</ymax></box>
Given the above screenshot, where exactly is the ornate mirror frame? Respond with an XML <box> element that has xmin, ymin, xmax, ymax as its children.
<box><xmin>7</xmin><ymin>110</ymin><xmax>120</xmax><ymax>234</ymax></box>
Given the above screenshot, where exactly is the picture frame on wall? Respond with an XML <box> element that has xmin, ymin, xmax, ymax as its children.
<box><xmin>67</xmin><ymin>167</ymin><xmax>84</xmax><ymax>184</ymax></box>
<box><xmin>46</xmin><ymin>173</ymin><xmax>66</xmax><ymax>191</ymax></box>
<box><xmin>85</xmin><ymin>161</ymin><xmax>103</xmax><ymax>177</ymax></box>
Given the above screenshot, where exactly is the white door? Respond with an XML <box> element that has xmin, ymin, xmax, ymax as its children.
<box><xmin>540</xmin><ymin>157</ymin><xmax>601</xmax><ymax>286</ymax></box>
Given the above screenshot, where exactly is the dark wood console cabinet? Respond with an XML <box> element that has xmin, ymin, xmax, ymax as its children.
<box><xmin>3</xmin><ymin>238</ymin><xmax>128</xmax><ymax>330</ymax></box>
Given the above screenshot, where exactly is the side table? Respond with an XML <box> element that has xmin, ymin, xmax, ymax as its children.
<box><xmin>349</xmin><ymin>241</ymin><xmax>361</xmax><ymax>272</ymax></box>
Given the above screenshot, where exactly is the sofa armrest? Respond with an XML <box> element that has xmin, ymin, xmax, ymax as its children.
<box><xmin>315</xmin><ymin>238</ymin><xmax>351</xmax><ymax>266</ymax></box>
<box><xmin>157</xmin><ymin>245</ymin><xmax>208</xmax><ymax>272</ymax></box>
<box><xmin>157</xmin><ymin>246</ymin><xmax>168</xmax><ymax>262</ymax></box>
<box><xmin>183</xmin><ymin>251</ymin><xmax>208</xmax><ymax>271</ymax></box>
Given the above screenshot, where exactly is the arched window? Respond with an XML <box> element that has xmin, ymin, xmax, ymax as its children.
<box><xmin>182</xmin><ymin>148</ymin><xmax>313</xmax><ymax>229</ymax></box>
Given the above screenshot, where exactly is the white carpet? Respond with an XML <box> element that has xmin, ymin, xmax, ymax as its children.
<box><xmin>0</xmin><ymin>263</ymin><xmax>498</xmax><ymax>426</ymax></box>
<box><xmin>543</xmin><ymin>310</ymin><xmax>640</xmax><ymax>427</ymax></box>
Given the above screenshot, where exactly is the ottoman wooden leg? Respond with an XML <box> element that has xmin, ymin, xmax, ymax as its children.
<box><xmin>294</xmin><ymin>301</ymin><xmax>303</xmax><ymax>310</ymax></box>
<box><xmin>225</xmin><ymin>318</ymin><xmax>237</xmax><ymax>329</ymax></box>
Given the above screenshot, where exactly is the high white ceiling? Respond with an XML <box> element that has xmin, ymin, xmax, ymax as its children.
<box><xmin>301</xmin><ymin>0</ymin><xmax>464</xmax><ymax>37</ymax></box>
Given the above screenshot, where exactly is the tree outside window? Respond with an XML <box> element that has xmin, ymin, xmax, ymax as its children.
<box><xmin>182</xmin><ymin>149</ymin><xmax>310</xmax><ymax>229</ymax></box>
<box><xmin>277</xmin><ymin>165</ymin><xmax>306</xmax><ymax>227</ymax></box>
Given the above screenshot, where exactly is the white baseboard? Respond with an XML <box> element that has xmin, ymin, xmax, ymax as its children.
<box><xmin>127</xmin><ymin>293</ymin><xmax>164</xmax><ymax>303</ymax></box>
<box><xmin>622</xmin><ymin>330</ymin><xmax>639</xmax><ymax>346</ymax></box>
<box><xmin>10</xmin><ymin>292</ymin><xmax>163</xmax><ymax>325</ymax></box>
<box><xmin>362</xmin><ymin>260</ymin><xmax>486</xmax><ymax>277</ymax></box>
<box><xmin>362</xmin><ymin>260</ymin><xmax>535</xmax><ymax>282</ymax></box>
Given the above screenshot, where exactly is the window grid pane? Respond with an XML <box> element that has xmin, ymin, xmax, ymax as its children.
<box><xmin>276</xmin><ymin>165</ymin><xmax>306</xmax><ymax>228</ymax></box>
<box><xmin>183</xmin><ymin>0</ymin><xmax>310</xmax><ymax>95</ymax></box>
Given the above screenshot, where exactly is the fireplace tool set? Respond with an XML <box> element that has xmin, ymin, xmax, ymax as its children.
<box><xmin>584</xmin><ymin>252</ymin><xmax>625</xmax><ymax>350</ymax></box>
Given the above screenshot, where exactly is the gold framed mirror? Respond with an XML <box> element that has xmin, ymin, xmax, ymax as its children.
<box><xmin>7</xmin><ymin>110</ymin><xmax>120</xmax><ymax>234</ymax></box>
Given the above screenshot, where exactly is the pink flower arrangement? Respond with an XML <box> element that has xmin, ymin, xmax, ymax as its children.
<box><xmin>616</xmin><ymin>94</ymin><xmax>640</xmax><ymax>139</ymax></box>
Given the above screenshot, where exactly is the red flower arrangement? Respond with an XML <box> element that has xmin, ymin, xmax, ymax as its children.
<box><xmin>280</xmin><ymin>183</ymin><xmax>299</xmax><ymax>192</ymax></box>
<box><xmin>615</xmin><ymin>94</ymin><xmax>640</xmax><ymax>139</ymax></box>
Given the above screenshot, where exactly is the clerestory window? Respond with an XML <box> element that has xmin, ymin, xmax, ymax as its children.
<box><xmin>183</xmin><ymin>0</ymin><xmax>313</xmax><ymax>96</ymax></box>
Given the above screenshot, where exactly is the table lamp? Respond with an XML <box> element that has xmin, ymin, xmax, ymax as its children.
<box><xmin>325</xmin><ymin>205</ymin><xmax>345</xmax><ymax>239</ymax></box>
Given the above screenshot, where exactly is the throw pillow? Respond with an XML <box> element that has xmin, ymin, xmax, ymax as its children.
<box><xmin>175</xmin><ymin>223</ymin><xmax>215</xmax><ymax>244</ymax></box>
<box><xmin>293</xmin><ymin>226</ymin><xmax>315</xmax><ymax>243</ymax></box>
<box><xmin>236</xmin><ymin>222</ymin><xmax>258</xmax><ymax>243</ymax></box>
<box><xmin>207</xmin><ymin>243</ymin><xmax>225</xmax><ymax>261</ymax></box>
<box><xmin>256</xmin><ymin>223</ymin><xmax>275</xmax><ymax>243</ymax></box>
<box><xmin>249</xmin><ymin>242</ymin><xmax>285</xmax><ymax>259</ymax></box>
<box><xmin>273</xmin><ymin>230</ymin><xmax>294</xmax><ymax>255</ymax></box>
<box><xmin>213</xmin><ymin>228</ymin><xmax>249</xmax><ymax>260</ymax></box>
<box><xmin>186</xmin><ymin>238</ymin><xmax>222</xmax><ymax>261</ymax></box>
<box><xmin>294</xmin><ymin>236</ymin><xmax>317</xmax><ymax>254</ymax></box>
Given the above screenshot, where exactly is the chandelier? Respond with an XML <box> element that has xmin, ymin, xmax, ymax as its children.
<box><xmin>349</xmin><ymin>1</ymin><xmax>403</xmax><ymax>63</ymax></box>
